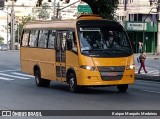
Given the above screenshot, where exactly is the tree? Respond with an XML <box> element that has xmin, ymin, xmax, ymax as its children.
<box><xmin>37</xmin><ymin>0</ymin><xmax>118</xmax><ymax>19</ymax></box>
<box><xmin>83</xmin><ymin>0</ymin><xmax>119</xmax><ymax>19</ymax></box>
<box><xmin>36</xmin><ymin>2</ymin><xmax>50</xmax><ymax>20</ymax></box>
<box><xmin>0</xmin><ymin>36</ymin><xmax>4</xmax><ymax>44</ymax></box>
<box><xmin>36</xmin><ymin>0</ymin><xmax>52</xmax><ymax>7</ymax></box>
<box><xmin>77</xmin><ymin>0</ymin><xmax>119</xmax><ymax>19</ymax></box>
<box><xmin>15</xmin><ymin>15</ymin><xmax>35</xmax><ymax>43</ymax></box>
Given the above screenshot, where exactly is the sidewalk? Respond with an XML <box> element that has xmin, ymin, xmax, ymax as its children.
<box><xmin>134</xmin><ymin>53</ymin><xmax>160</xmax><ymax>82</ymax></box>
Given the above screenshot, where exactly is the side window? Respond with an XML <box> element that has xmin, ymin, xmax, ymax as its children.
<box><xmin>62</xmin><ymin>32</ymin><xmax>67</xmax><ymax>51</ymax></box>
<box><xmin>38</xmin><ymin>30</ymin><xmax>48</xmax><ymax>48</ymax></box>
<box><xmin>48</xmin><ymin>30</ymin><xmax>56</xmax><ymax>48</ymax></box>
<box><xmin>29</xmin><ymin>30</ymin><xmax>39</xmax><ymax>47</ymax></box>
<box><xmin>68</xmin><ymin>31</ymin><xmax>77</xmax><ymax>52</ymax></box>
<box><xmin>21</xmin><ymin>30</ymin><xmax>29</xmax><ymax>46</ymax></box>
<box><xmin>56</xmin><ymin>32</ymin><xmax>61</xmax><ymax>50</ymax></box>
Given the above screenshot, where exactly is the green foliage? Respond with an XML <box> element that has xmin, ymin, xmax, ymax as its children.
<box><xmin>15</xmin><ymin>15</ymin><xmax>35</xmax><ymax>42</ymax></box>
<box><xmin>83</xmin><ymin>0</ymin><xmax>119</xmax><ymax>19</ymax></box>
<box><xmin>0</xmin><ymin>35</ymin><xmax>4</xmax><ymax>44</ymax></box>
<box><xmin>21</xmin><ymin>15</ymin><xmax>35</xmax><ymax>25</ymax></box>
<box><xmin>42</xmin><ymin>2</ymin><xmax>50</xmax><ymax>9</ymax></box>
<box><xmin>37</xmin><ymin>0</ymin><xmax>43</xmax><ymax>7</ymax></box>
<box><xmin>36</xmin><ymin>2</ymin><xmax>50</xmax><ymax>20</ymax></box>
<box><xmin>37</xmin><ymin>0</ymin><xmax>118</xmax><ymax>19</ymax></box>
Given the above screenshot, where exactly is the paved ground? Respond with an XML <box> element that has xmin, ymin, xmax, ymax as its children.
<box><xmin>134</xmin><ymin>53</ymin><xmax>160</xmax><ymax>82</ymax></box>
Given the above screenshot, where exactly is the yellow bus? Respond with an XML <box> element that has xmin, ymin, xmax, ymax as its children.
<box><xmin>20</xmin><ymin>15</ymin><xmax>135</xmax><ymax>92</ymax></box>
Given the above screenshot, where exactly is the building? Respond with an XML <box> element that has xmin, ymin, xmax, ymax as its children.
<box><xmin>0</xmin><ymin>15</ymin><xmax>9</xmax><ymax>44</ymax></box>
<box><xmin>0</xmin><ymin>0</ymin><xmax>37</xmax><ymax>44</ymax></box>
<box><xmin>0</xmin><ymin>0</ymin><xmax>54</xmax><ymax>44</ymax></box>
<box><xmin>116</xmin><ymin>0</ymin><xmax>158</xmax><ymax>53</ymax></box>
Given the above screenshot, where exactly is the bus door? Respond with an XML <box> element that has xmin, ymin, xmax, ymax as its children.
<box><xmin>55</xmin><ymin>31</ymin><xmax>67</xmax><ymax>82</ymax></box>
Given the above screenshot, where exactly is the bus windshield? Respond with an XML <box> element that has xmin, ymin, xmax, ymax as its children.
<box><xmin>78</xmin><ymin>27</ymin><xmax>132</xmax><ymax>57</ymax></box>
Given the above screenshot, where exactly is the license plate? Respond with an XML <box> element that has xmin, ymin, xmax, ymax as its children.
<box><xmin>101</xmin><ymin>72</ymin><xmax>118</xmax><ymax>76</ymax></box>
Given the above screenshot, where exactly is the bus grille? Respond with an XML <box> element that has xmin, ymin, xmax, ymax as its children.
<box><xmin>97</xmin><ymin>66</ymin><xmax>125</xmax><ymax>81</ymax></box>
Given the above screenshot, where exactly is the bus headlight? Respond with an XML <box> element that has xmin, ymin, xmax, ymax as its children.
<box><xmin>126</xmin><ymin>65</ymin><xmax>135</xmax><ymax>70</ymax></box>
<box><xmin>80</xmin><ymin>65</ymin><xmax>96</xmax><ymax>71</ymax></box>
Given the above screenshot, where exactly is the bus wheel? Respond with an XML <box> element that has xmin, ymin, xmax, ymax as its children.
<box><xmin>117</xmin><ymin>84</ymin><xmax>128</xmax><ymax>92</ymax></box>
<box><xmin>34</xmin><ymin>69</ymin><xmax>50</xmax><ymax>87</ymax></box>
<box><xmin>68</xmin><ymin>73</ymin><xmax>78</xmax><ymax>93</ymax></box>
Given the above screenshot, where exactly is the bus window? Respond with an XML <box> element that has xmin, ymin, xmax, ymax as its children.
<box><xmin>78</xmin><ymin>27</ymin><xmax>132</xmax><ymax>57</ymax></box>
<box><xmin>38</xmin><ymin>30</ymin><xmax>49</xmax><ymax>48</ymax></box>
<box><xmin>55</xmin><ymin>31</ymin><xmax>67</xmax><ymax>63</ymax></box>
<box><xmin>67</xmin><ymin>31</ymin><xmax>77</xmax><ymax>52</ymax></box>
<box><xmin>79</xmin><ymin>32</ymin><xmax>91</xmax><ymax>51</ymax></box>
<box><xmin>29</xmin><ymin>30</ymin><xmax>39</xmax><ymax>47</ymax></box>
<box><xmin>22</xmin><ymin>30</ymin><xmax>30</xmax><ymax>46</ymax></box>
<box><xmin>62</xmin><ymin>32</ymin><xmax>67</xmax><ymax>51</ymax></box>
<box><xmin>56</xmin><ymin>32</ymin><xmax>61</xmax><ymax>51</ymax></box>
<box><xmin>48</xmin><ymin>30</ymin><xmax>56</xmax><ymax>49</ymax></box>
<box><xmin>72</xmin><ymin>32</ymin><xmax>77</xmax><ymax>52</ymax></box>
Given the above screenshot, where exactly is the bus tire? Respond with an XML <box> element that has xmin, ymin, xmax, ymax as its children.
<box><xmin>43</xmin><ymin>79</ymin><xmax>50</xmax><ymax>87</ymax></box>
<box><xmin>34</xmin><ymin>69</ymin><xmax>50</xmax><ymax>87</ymax></box>
<box><xmin>117</xmin><ymin>84</ymin><xmax>128</xmax><ymax>92</ymax></box>
<box><xmin>68</xmin><ymin>72</ymin><xmax>78</xmax><ymax>93</ymax></box>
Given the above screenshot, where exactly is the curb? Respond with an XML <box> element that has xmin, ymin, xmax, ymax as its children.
<box><xmin>135</xmin><ymin>74</ymin><xmax>160</xmax><ymax>82</ymax></box>
<box><xmin>0</xmin><ymin>50</ymin><xmax>20</xmax><ymax>52</ymax></box>
<box><xmin>154</xmin><ymin>57</ymin><xmax>159</xmax><ymax>60</ymax></box>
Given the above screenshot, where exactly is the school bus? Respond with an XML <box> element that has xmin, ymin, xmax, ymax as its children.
<box><xmin>20</xmin><ymin>15</ymin><xmax>135</xmax><ymax>92</ymax></box>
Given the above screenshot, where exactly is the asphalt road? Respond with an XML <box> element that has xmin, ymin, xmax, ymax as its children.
<box><xmin>0</xmin><ymin>51</ymin><xmax>159</xmax><ymax>119</ymax></box>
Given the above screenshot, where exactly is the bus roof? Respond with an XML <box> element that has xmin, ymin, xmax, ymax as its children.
<box><xmin>23</xmin><ymin>15</ymin><xmax>122</xmax><ymax>30</ymax></box>
<box><xmin>23</xmin><ymin>20</ymin><xmax>77</xmax><ymax>29</ymax></box>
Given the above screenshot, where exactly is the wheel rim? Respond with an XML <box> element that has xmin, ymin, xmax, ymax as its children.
<box><xmin>35</xmin><ymin>75</ymin><xmax>39</xmax><ymax>84</ymax></box>
<box><xmin>35</xmin><ymin>72</ymin><xmax>40</xmax><ymax>85</ymax></box>
<box><xmin>70</xmin><ymin>77</ymin><xmax>75</xmax><ymax>89</ymax></box>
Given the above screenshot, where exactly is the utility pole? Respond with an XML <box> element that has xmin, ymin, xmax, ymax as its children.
<box><xmin>0</xmin><ymin>0</ymin><xmax>4</xmax><ymax>9</ymax></box>
<box><xmin>0</xmin><ymin>6</ymin><xmax>10</xmax><ymax>50</ymax></box>
<box><xmin>53</xmin><ymin>0</ymin><xmax>56</xmax><ymax>18</ymax></box>
<box><xmin>143</xmin><ymin>7</ymin><xmax>156</xmax><ymax>52</ymax></box>
<box><xmin>10</xmin><ymin>0</ymin><xmax>15</xmax><ymax>50</ymax></box>
<box><xmin>6</xmin><ymin>6</ymin><xmax>9</xmax><ymax>50</ymax></box>
<box><xmin>124</xmin><ymin>0</ymin><xmax>128</xmax><ymax>11</ymax></box>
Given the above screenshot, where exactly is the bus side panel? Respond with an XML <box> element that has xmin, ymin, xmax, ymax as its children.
<box><xmin>65</xmin><ymin>51</ymin><xmax>79</xmax><ymax>80</ymax></box>
<box><xmin>20</xmin><ymin>47</ymin><xmax>56</xmax><ymax>80</ymax></box>
<box><xmin>20</xmin><ymin>47</ymin><xmax>38</xmax><ymax>76</ymax></box>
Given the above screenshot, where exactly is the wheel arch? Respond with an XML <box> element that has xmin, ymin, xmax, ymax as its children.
<box><xmin>33</xmin><ymin>64</ymin><xmax>41</xmax><ymax>76</ymax></box>
<box><xmin>66</xmin><ymin>67</ymin><xmax>76</xmax><ymax>83</ymax></box>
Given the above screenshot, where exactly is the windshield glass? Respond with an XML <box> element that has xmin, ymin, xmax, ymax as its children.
<box><xmin>78</xmin><ymin>27</ymin><xmax>132</xmax><ymax>57</ymax></box>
